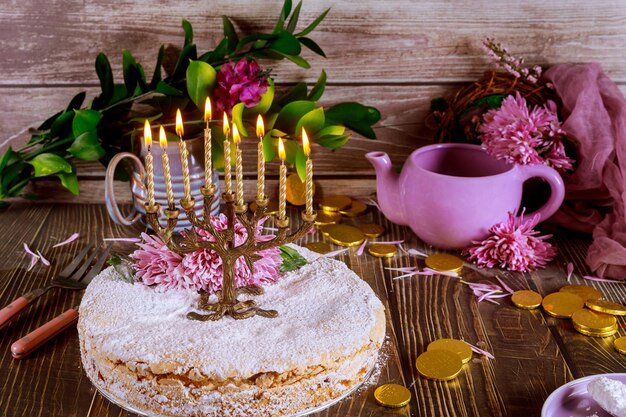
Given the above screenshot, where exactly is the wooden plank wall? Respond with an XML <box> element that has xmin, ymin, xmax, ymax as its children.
<box><xmin>2</xmin><ymin>0</ymin><xmax>626</xmax><ymax>202</ymax></box>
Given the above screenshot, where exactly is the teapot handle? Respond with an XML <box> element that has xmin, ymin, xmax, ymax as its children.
<box><xmin>105</xmin><ymin>152</ymin><xmax>146</xmax><ymax>226</ymax></box>
<box><xmin>516</xmin><ymin>164</ymin><xmax>565</xmax><ymax>223</ymax></box>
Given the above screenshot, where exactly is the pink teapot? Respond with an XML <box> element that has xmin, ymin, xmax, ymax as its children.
<box><xmin>366</xmin><ymin>143</ymin><xmax>565</xmax><ymax>249</ymax></box>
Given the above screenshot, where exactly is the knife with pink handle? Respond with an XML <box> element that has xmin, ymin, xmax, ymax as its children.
<box><xmin>11</xmin><ymin>307</ymin><xmax>79</xmax><ymax>359</ymax></box>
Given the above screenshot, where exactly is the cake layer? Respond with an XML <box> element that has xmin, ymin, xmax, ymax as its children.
<box><xmin>78</xmin><ymin>245</ymin><xmax>386</xmax><ymax>417</ymax></box>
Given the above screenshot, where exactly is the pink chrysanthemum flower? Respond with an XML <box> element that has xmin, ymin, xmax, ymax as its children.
<box><xmin>479</xmin><ymin>92</ymin><xmax>574</xmax><ymax>172</ymax></box>
<box><xmin>465</xmin><ymin>211</ymin><xmax>557</xmax><ymax>272</ymax></box>
<box><xmin>214</xmin><ymin>58</ymin><xmax>269</xmax><ymax>116</ymax></box>
<box><xmin>131</xmin><ymin>215</ymin><xmax>282</xmax><ymax>293</ymax></box>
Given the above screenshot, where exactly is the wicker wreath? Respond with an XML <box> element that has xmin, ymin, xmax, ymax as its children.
<box><xmin>433</xmin><ymin>70</ymin><xmax>557</xmax><ymax>144</ymax></box>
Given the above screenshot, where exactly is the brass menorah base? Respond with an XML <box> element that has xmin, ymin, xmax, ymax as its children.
<box><xmin>145</xmin><ymin>187</ymin><xmax>316</xmax><ymax>321</ymax></box>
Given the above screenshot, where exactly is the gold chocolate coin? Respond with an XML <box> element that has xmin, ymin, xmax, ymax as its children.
<box><xmin>319</xmin><ymin>225</ymin><xmax>334</xmax><ymax>237</ymax></box>
<box><xmin>559</xmin><ymin>285</ymin><xmax>601</xmax><ymax>302</ymax></box>
<box><xmin>357</xmin><ymin>223</ymin><xmax>385</xmax><ymax>238</ymax></box>
<box><xmin>325</xmin><ymin>224</ymin><xmax>366</xmax><ymax>247</ymax></box>
<box><xmin>511</xmin><ymin>290</ymin><xmax>543</xmax><ymax>309</ymax></box>
<box><xmin>314</xmin><ymin>210</ymin><xmax>342</xmax><ymax>226</ymax></box>
<box><xmin>339</xmin><ymin>200</ymin><xmax>368</xmax><ymax>217</ymax></box>
<box><xmin>415</xmin><ymin>349</ymin><xmax>463</xmax><ymax>381</ymax></box>
<box><xmin>542</xmin><ymin>292</ymin><xmax>585</xmax><ymax>319</ymax></box>
<box><xmin>571</xmin><ymin>308</ymin><xmax>617</xmax><ymax>332</ymax></box>
<box><xmin>249</xmin><ymin>200</ymin><xmax>279</xmax><ymax>215</ymax></box>
<box><xmin>319</xmin><ymin>195</ymin><xmax>352</xmax><ymax>212</ymax></box>
<box><xmin>585</xmin><ymin>299</ymin><xmax>626</xmax><ymax>316</ymax></box>
<box><xmin>425</xmin><ymin>253</ymin><xmax>464</xmax><ymax>273</ymax></box>
<box><xmin>286</xmin><ymin>173</ymin><xmax>315</xmax><ymax>206</ymax></box>
<box><xmin>304</xmin><ymin>241</ymin><xmax>332</xmax><ymax>254</ymax></box>
<box><xmin>427</xmin><ymin>339</ymin><xmax>472</xmax><ymax>364</ymax></box>
<box><xmin>574</xmin><ymin>323</ymin><xmax>618</xmax><ymax>338</ymax></box>
<box><xmin>614</xmin><ymin>337</ymin><xmax>626</xmax><ymax>355</ymax></box>
<box><xmin>368</xmin><ymin>244</ymin><xmax>397</xmax><ymax>258</ymax></box>
<box><xmin>374</xmin><ymin>383</ymin><xmax>411</xmax><ymax>408</ymax></box>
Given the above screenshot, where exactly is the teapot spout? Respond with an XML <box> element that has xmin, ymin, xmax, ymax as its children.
<box><xmin>365</xmin><ymin>152</ymin><xmax>407</xmax><ymax>225</ymax></box>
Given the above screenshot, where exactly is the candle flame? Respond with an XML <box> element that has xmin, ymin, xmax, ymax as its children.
<box><xmin>223</xmin><ymin>112</ymin><xmax>230</xmax><ymax>136</ymax></box>
<box><xmin>302</xmin><ymin>128</ymin><xmax>310</xmax><ymax>156</ymax></box>
<box><xmin>159</xmin><ymin>126</ymin><xmax>167</xmax><ymax>149</ymax></box>
<box><xmin>144</xmin><ymin>120</ymin><xmax>152</xmax><ymax>148</ymax></box>
<box><xmin>278</xmin><ymin>138</ymin><xmax>286</xmax><ymax>161</ymax></box>
<box><xmin>175</xmin><ymin>108</ymin><xmax>184</xmax><ymax>137</ymax></box>
<box><xmin>204</xmin><ymin>98</ymin><xmax>212</xmax><ymax>122</ymax></box>
<box><xmin>256</xmin><ymin>114</ymin><xmax>264</xmax><ymax>138</ymax></box>
<box><xmin>232</xmin><ymin>124</ymin><xmax>241</xmax><ymax>144</ymax></box>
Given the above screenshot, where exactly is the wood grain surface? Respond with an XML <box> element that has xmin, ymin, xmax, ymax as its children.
<box><xmin>0</xmin><ymin>203</ymin><xmax>624</xmax><ymax>417</ymax></box>
<box><xmin>2</xmin><ymin>0</ymin><xmax>626</xmax><ymax>191</ymax></box>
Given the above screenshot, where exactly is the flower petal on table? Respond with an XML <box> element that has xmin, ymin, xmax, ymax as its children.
<box><xmin>52</xmin><ymin>233</ymin><xmax>79</xmax><ymax>248</ymax></box>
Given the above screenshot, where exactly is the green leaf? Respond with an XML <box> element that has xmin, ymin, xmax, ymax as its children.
<box><xmin>72</xmin><ymin>109</ymin><xmax>103</xmax><ymax>137</ymax></box>
<box><xmin>68</xmin><ymin>130</ymin><xmax>106</xmax><ymax>160</ymax></box>
<box><xmin>235</xmin><ymin>33</ymin><xmax>277</xmax><ymax>51</ymax></box>
<box><xmin>0</xmin><ymin>147</ymin><xmax>14</xmax><ymax>173</ymax></box>
<box><xmin>299</xmin><ymin>37</ymin><xmax>326</xmax><ymax>57</ymax></box>
<box><xmin>274</xmin><ymin>0</ymin><xmax>293</xmax><ymax>33</ymax></box>
<box><xmin>317</xmin><ymin>133</ymin><xmax>350</xmax><ymax>150</ymax></box>
<box><xmin>296</xmin><ymin>8</ymin><xmax>330</xmax><ymax>37</ymax></box>
<box><xmin>172</xmin><ymin>44</ymin><xmax>197</xmax><ymax>81</ymax></box>
<box><xmin>263</xmin><ymin>129</ymin><xmax>286</xmax><ymax>161</ymax></box>
<box><xmin>150</xmin><ymin>45</ymin><xmax>165</xmax><ymax>88</ymax></box>
<box><xmin>186</xmin><ymin>60</ymin><xmax>216</xmax><ymax>108</ymax></box>
<box><xmin>27</xmin><ymin>153</ymin><xmax>72</xmax><ymax>177</ymax></box>
<box><xmin>279</xmin><ymin>244</ymin><xmax>307</xmax><ymax>273</ymax></box>
<box><xmin>129</xmin><ymin>112</ymin><xmax>163</xmax><ymax>123</ymax></box>
<box><xmin>286</xmin><ymin>1</ymin><xmax>302</xmax><ymax>33</ymax></box>
<box><xmin>284</xmin><ymin>139</ymin><xmax>298</xmax><ymax>164</ymax></box>
<box><xmin>345</xmin><ymin>123</ymin><xmax>376</xmax><ymax>139</ymax></box>
<box><xmin>231</xmin><ymin>102</ymin><xmax>249</xmax><ymax>137</ymax></box>
<box><xmin>308</xmin><ymin>69</ymin><xmax>326</xmax><ymax>101</ymax></box>
<box><xmin>316</xmin><ymin>125</ymin><xmax>345</xmax><ymax>137</ymax></box>
<box><xmin>95</xmin><ymin>52</ymin><xmax>114</xmax><ymax>105</ymax></box>
<box><xmin>295</xmin><ymin>107</ymin><xmax>325</xmax><ymax>136</ymax></box>
<box><xmin>156</xmin><ymin>80</ymin><xmax>183</xmax><ymax>96</ymax></box>
<box><xmin>122</xmin><ymin>49</ymin><xmax>139</xmax><ymax>96</ymax></box>
<box><xmin>182</xmin><ymin>19</ymin><xmax>193</xmax><ymax>47</ymax></box>
<box><xmin>266</xmin><ymin>112</ymin><xmax>279</xmax><ymax>131</ymax></box>
<box><xmin>37</xmin><ymin>110</ymin><xmax>63</xmax><ymax>131</ymax></box>
<box><xmin>246</xmin><ymin>78</ymin><xmax>274</xmax><ymax>115</ymax></box>
<box><xmin>200</xmin><ymin>38</ymin><xmax>229</xmax><ymax>63</ymax></box>
<box><xmin>278</xmin><ymin>82</ymin><xmax>308</xmax><ymax>106</ymax></box>
<box><xmin>50</xmin><ymin>111</ymin><xmax>75</xmax><ymax>139</ymax></box>
<box><xmin>275</xmin><ymin>100</ymin><xmax>316</xmax><ymax>133</ymax></box>
<box><xmin>324</xmin><ymin>102</ymin><xmax>381</xmax><ymax>139</ymax></box>
<box><xmin>295</xmin><ymin>146</ymin><xmax>306</xmax><ymax>181</ymax></box>
<box><xmin>66</xmin><ymin>92</ymin><xmax>86</xmax><ymax>111</ymax></box>
<box><xmin>222</xmin><ymin>16</ymin><xmax>239</xmax><ymax>53</ymax></box>
<box><xmin>269</xmin><ymin>30</ymin><xmax>301</xmax><ymax>56</ymax></box>
<box><xmin>271</xmin><ymin>50</ymin><xmax>310</xmax><ymax>68</ymax></box>
<box><xmin>57</xmin><ymin>164</ymin><xmax>79</xmax><ymax>195</ymax></box>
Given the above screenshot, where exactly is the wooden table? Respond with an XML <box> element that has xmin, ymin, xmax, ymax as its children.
<box><xmin>0</xmin><ymin>202</ymin><xmax>625</xmax><ymax>417</ymax></box>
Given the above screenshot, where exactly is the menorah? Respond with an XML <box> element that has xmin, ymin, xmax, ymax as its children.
<box><xmin>145</xmin><ymin>187</ymin><xmax>316</xmax><ymax>321</ymax></box>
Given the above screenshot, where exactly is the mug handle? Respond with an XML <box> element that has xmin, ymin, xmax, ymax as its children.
<box><xmin>105</xmin><ymin>152</ymin><xmax>146</xmax><ymax>226</ymax></box>
<box><xmin>516</xmin><ymin>164</ymin><xmax>565</xmax><ymax>222</ymax></box>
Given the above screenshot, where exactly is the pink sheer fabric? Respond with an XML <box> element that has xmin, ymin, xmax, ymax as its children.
<box><xmin>544</xmin><ymin>63</ymin><xmax>626</xmax><ymax>280</ymax></box>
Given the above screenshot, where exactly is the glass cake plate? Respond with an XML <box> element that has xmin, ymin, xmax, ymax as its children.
<box><xmin>93</xmin><ymin>365</ymin><xmax>377</xmax><ymax>417</ymax></box>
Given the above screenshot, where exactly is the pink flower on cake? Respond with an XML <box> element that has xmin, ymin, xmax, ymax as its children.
<box><xmin>214</xmin><ymin>58</ymin><xmax>269</xmax><ymax>115</ymax></box>
<box><xmin>479</xmin><ymin>92</ymin><xmax>574</xmax><ymax>172</ymax></box>
<box><xmin>465</xmin><ymin>211</ymin><xmax>557</xmax><ymax>272</ymax></box>
<box><xmin>132</xmin><ymin>215</ymin><xmax>282</xmax><ymax>293</ymax></box>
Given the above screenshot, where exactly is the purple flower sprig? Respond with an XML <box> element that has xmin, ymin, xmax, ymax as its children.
<box><xmin>482</xmin><ymin>38</ymin><xmax>542</xmax><ymax>84</ymax></box>
<box><xmin>214</xmin><ymin>58</ymin><xmax>270</xmax><ymax>116</ymax></box>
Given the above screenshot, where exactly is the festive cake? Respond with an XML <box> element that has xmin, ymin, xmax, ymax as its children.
<box><xmin>78</xmin><ymin>245</ymin><xmax>386</xmax><ymax>417</ymax></box>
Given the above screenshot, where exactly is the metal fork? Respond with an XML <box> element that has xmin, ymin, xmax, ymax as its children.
<box><xmin>10</xmin><ymin>243</ymin><xmax>113</xmax><ymax>359</ymax></box>
<box><xmin>0</xmin><ymin>243</ymin><xmax>106</xmax><ymax>329</ymax></box>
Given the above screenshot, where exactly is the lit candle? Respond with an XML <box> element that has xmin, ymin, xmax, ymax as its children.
<box><xmin>143</xmin><ymin>120</ymin><xmax>155</xmax><ymax>207</ymax></box>
<box><xmin>176</xmin><ymin>109</ymin><xmax>191</xmax><ymax>202</ymax></box>
<box><xmin>223</xmin><ymin>112</ymin><xmax>232</xmax><ymax>195</ymax></box>
<box><xmin>256</xmin><ymin>115</ymin><xmax>265</xmax><ymax>201</ymax></box>
<box><xmin>278</xmin><ymin>138</ymin><xmax>287</xmax><ymax>220</ymax></box>
<box><xmin>159</xmin><ymin>126</ymin><xmax>175</xmax><ymax>210</ymax></box>
<box><xmin>233</xmin><ymin>125</ymin><xmax>243</xmax><ymax>206</ymax></box>
<box><xmin>302</xmin><ymin>128</ymin><xmax>313</xmax><ymax>215</ymax></box>
<box><xmin>204</xmin><ymin>98</ymin><xmax>212</xmax><ymax>189</ymax></box>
